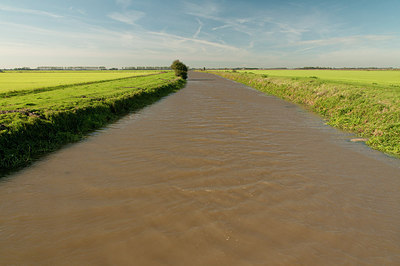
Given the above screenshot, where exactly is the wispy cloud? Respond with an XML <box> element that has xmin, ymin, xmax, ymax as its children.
<box><xmin>184</xmin><ymin>3</ymin><xmax>260</xmax><ymax>38</ymax></box>
<box><xmin>1</xmin><ymin>0</ymin><xmax>399</xmax><ymax>68</ymax></box>
<box><xmin>184</xmin><ymin>1</ymin><xmax>220</xmax><ymax>18</ymax></box>
<box><xmin>0</xmin><ymin>21</ymin><xmax>123</xmax><ymax>48</ymax></box>
<box><xmin>197</xmin><ymin>14</ymin><xmax>254</xmax><ymax>36</ymax></box>
<box><xmin>193</xmin><ymin>18</ymin><xmax>203</xmax><ymax>39</ymax></box>
<box><xmin>0</xmin><ymin>4</ymin><xmax>62</xmax><ymax>18</ymax></box>
<box><xmin>150</xmin><ymin>31</ymin><xmax>240</xmax><ymax>51</ymax></box>
<box><xmin>108</xmin><ymin>10</ymin><xmax>145</xmax><ymax>25</ymax></box>
<box><xmin>69</xmin><ymin>7</ymin><xmax>86</xmax><ymax>15</ymax></box>
<box><xmin>212</xmin><ymin>24</ymin><xmax>232</xmax><ymax>31</ymax></box>
<box><xmin>276</xmin><ymin>22</ymin><xmax>309</xmax><ymax>36</ymax></box>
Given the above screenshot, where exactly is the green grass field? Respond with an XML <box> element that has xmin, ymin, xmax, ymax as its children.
<box><xmin>0</xmin><ymin>70</ymin><xmax>163</xmax><ymax>93</ymax></box>
<box><xmin>238</xmin><ymin>69</ymin><xmax>400</xmax><ymax>87</ymax></box>
<box><xmin>0</xmin><ymin>72</ymin><xmax>175</xmax><ymax>113</ymax></box>
<box><xmin>0</xmin><ymin>71</ymin><xmax>184</xmax><ymax>172</ymax></box>
<box><xmin>211</xmin><ymin>70</ymin><xmax>400</xmax><ymax>157</ymax></box>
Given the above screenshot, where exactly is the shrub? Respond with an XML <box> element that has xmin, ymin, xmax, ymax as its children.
<box><xmin>171</xmin><ymin>60</ymin><xmax>188</xmax><ymax>79</ymax></box>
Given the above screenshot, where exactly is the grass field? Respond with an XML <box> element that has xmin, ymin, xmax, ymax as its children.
<box><xmin>0</xmin><ymin>71</ymin><xmax>185</xmax><ymax>173</ymax></box>
<box><xmin>211</xmin><ymin>70</ymin><xmax>400</xmax><ymax>157</ymax></box>
<box><xmin>237</xmin><ymin>69</ymin><xmax>400</xmax><ymax>87</ymax></box>
<box><xmin>0</xmin><ymin>70</ymin><xmax>164</xmax><ymax>93</ymax></box>
<box><xmin>0</xmin><ymin>72</ymin><xmax>175</xmax><ymax>113</ymax></box>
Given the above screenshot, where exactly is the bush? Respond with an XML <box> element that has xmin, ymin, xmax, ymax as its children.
<box><xmin>171</xmin><ymin>60</ymin><xmax>188</xmax><ymax>79</ymax></box>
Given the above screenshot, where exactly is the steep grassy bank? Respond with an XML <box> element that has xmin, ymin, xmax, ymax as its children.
<box><xmin>210</xmin><ymin>71</ymin><xmax>400</xmax><ymax>157</ymax></box>
<box><xmin>0</xmin><ymin>72</ymin><xmax>185</xmax><ymax>174</ymax></box>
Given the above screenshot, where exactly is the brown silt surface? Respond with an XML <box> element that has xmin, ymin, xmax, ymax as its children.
<box><xmin>1</xmin><ymin>71</ymin><xmax>399</xmax><ymax>265</ymax></box>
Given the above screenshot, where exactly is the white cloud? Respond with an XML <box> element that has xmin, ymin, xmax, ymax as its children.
<box><xmin>2</xmin><ymin>1</ymin><xmax>399</xmax><ymax>69</ymax></box>
<box><xmin>108</xmin><ymin>10</ymin><xmax>145</xmax><ymax>25</ymax></box>
<box><xmin>0</xmin><ymin>15</ymin><xmax>250</xmax><ymax>69</ymax></box>
<box><xmin>149</xmin><ymin>31</ymin><xmax>240</xmax><ymax>51</ymax></box>
<box><xmin>0</xmin><ymin>21</ymin><xmax>121</xmax><ymax>43</ymax></box>
<box><xmin>184</xmin><ymin>1</ymin><xmax>220</xmax><ymax>17</ymax></box>
<box><xmin>185</xmin><ymin>5</ymin><xmax>257</xmax><ymax>37</ymax></box>
<box><xmin>0</xmin><ymin>4</ymin><xmax>62</xmax><ymax>18</ymax></box>
<box><xmin>212</xmin><ymin>24</ymin><xmax>232</xmax><ymax>31</ymax></box>
<box><xmin>193</xmin><ymin>18</ymin><xmax>203</xmax><ymax>39</ymax></box>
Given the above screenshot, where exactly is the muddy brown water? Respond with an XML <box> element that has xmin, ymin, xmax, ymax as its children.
<box><xmin>1</xmin><ymin>72</ymin><xmax>399</xmax><ymax>265</ymax></box>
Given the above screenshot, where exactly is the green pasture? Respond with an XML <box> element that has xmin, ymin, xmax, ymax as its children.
<box><xmin>0</xmin><ymin>72</ymin><xmax>175</xmax><ymax>113</ymax></box>
<box><xmin>0</xmin><ymin>70</ymin><xmax>164</xmax><ymax>93</ymax></box>
<box><xmin>238</xmin><ymin>69</ymin><xmax>400</xmax><ymax>87</ymax></box>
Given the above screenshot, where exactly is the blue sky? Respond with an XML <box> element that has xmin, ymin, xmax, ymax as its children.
<box><xmin>1</xmin><ymin>0</ymin><xmax>399</xmax><ymax>68</ymax></box>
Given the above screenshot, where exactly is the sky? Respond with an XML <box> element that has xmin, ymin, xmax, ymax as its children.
<box><xmin>1</xmin><ymin>0</ymin><xmax>399</xmax><ymax>68</ymax></box>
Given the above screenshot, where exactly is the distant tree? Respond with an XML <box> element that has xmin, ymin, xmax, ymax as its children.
<box><xmin>171</xmin><ymin>60</ymin><xmax>188</xmax><ymax>79</ymax></box>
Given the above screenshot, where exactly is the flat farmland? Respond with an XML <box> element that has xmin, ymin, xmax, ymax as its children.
<box><xmin>0</xmin><ymin>70</ymin><xmax>163</xmax><ymax>93</ymax></box>
<box><xmin>0</xmin><ymin>72</ymin><xmax>177</xmax><ymax>112</ymax></box>
<box><xmin>239</xmin><ymin>69</ymin><xmax>400</xmax><ymax>87</ymax></box>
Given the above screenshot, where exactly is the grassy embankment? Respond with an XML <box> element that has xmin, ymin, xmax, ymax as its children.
<box><xmin>0</xmin><ymin>71</ymin><xmax>185</xmax><ymax>173</ymax></box>
<box><xmin>210</xmin><ymin>70</ymin><xmax>400</xmax><ymax>157</ymax></box>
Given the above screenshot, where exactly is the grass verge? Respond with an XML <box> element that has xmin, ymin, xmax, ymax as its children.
<box><xmin>210</xmin><ymin>71</ymin><xmax>400</xmax><ymax>158</ymax></box>
<box><xmin>0</xmin><ymin>72</ymin><xmax>185</xmax><ymax>175</ymax></box>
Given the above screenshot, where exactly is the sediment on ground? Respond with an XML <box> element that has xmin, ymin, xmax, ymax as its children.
<box><xmin>0</xmin><ymin>74</ymin><xmax>185</xmax><ymax>174</ymax></box>
<box><xmin>209</xmin><ymin>71</ymin><xmax>400</xmax><ymax>157</ymax></box>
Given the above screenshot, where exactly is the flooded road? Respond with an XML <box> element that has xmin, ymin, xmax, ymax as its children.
<box><xmin>1</xmin><ymin>71</ymin><xmax>399</xmax><ymax>265</ymax></box>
